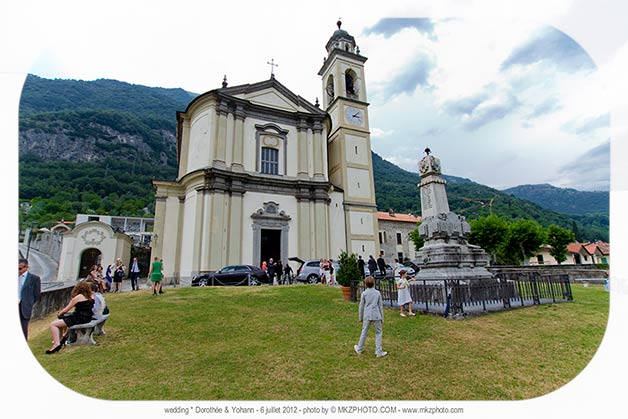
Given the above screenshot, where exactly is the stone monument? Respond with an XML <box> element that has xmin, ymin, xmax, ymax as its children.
<box><xmin>414</xmin><ymin>148</ymin><xmax>493</xmax><ymax>281</ymax></box>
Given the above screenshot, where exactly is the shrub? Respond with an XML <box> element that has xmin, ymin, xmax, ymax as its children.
<box><xmin>336</xmin><ymin>251</ymin><xmax>361</xmax><ymax>287</ymax></box>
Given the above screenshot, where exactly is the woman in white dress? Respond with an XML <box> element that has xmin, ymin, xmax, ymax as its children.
<box><xmin>396</xmin><ymin>269</ymin><xmax>415</xmax><ymax>317</ymax></box>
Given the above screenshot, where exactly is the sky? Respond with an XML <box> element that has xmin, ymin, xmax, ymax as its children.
<box><xmin>2</xmin><ymin>1</ymin><xmax>628</xmax><ymax>418</ymax></box>
<box><xmin>2</xmin><ymin>0</ymin><xmax>625</xmax><ymax>191</ymax></box>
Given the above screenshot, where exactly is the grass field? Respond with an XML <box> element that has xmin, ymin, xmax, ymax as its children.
<box><xmin>28</xmin><ymin>283</ymin><xmax>608</xmax><ymax>400</ymax></box>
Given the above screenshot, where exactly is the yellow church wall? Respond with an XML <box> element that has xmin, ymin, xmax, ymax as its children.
<box><xmin>344</xmin><ymin>134</ymin><xmax>370</xmax><ymax>166</ymax></box>
<box><xmin>346</xmin><ymin>167</ymin><xmax>373</xmax><ymax>199</ymax></box>
<box><xmin>187</xmin><ymin>108</ymin><xmax>215</xmax><ymax>174</ymax></box>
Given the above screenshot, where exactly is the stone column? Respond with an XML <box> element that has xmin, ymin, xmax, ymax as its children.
<box><xmin>152</xmin><ymin>195</ymin><xmax>167</xmax><ymax>261</ymax></box>
<box><xmin>297</xmin><ymin>189</ymin><xmax>311</xmax><ymax>258</ymax></box>
<box><xmin>196</xmin><ymin>189</ymin><xmax>209</xmax><ymax>272</ymax></box>
<box><xmin>213</xmin><ymin>101</ymin><xmax>229</xmax><ymax>169</ymax></box>
<box><xmin>297</xmin><ymin>118</ymin><xmax>309</xmax><ymax>179</ymax></box>
<box><xmin>228</xmin><ymin>190</ymin><xmax>244</xmax><ymax>265</ymax></box>
<box><xmin>178</xmin><ymin>118</ymin><xmax>191</xmax><ymax>177</ymax></box>
<box><xmin>209</xmin><ymin>190</ymin><xmax>226</xmax><ymax>270</ymax></box>
<box><xmin>173</xmin><ymin>196</ymin><xmax>185</xmax><ymax>282</ymax></box>
<box><xmin>232</xmin><ymin>105</ymin><xmax>246</xmax><ymax>172</ymax></box>
<box><xmin>313</xmin><ymin>120</ymin><xmax>325</xmax><ymax>180</ymax></box>
<box><xmin>418</xmin><ymin>155</ymin><xmax>449</xmax><ymax>218</ymax></box>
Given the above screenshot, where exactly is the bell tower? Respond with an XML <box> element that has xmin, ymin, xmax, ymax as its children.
<box><xmin>319</xmin><ymin>20</ymin><xmax>379</xmax><ymax>258</ymax></box>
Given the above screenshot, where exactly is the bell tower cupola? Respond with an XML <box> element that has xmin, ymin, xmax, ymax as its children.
<box><xmin>325</xmin><ymin>20</ymin><xmax>357</xmax><ymax>55</ymax></box>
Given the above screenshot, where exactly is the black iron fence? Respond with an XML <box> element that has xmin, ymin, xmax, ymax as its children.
<box><xmin>350</xmin><ymin>272</ymin><xmax>573</xmax><ymax>318</ymax></box>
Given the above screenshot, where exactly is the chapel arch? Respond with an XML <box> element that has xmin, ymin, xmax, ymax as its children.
<box><xmin>78</xmin><ymin>247</ymin><xmax>102</xmax><ymax>279</ymax></box>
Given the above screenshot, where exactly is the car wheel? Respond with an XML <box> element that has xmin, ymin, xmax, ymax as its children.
<box><xmin>248</xmin><ymin>274</ymin><xmax>261</xmax><ymax>286</ymax></box>
<box><xmin>307</xmin><ymin>274</ymin><xmax>319</xmax><ymax>284</ymax></box>
<box><xmin>199</xmin><ymin>278</ymin><xmax>208</xmax><ymax>287</ymax></box>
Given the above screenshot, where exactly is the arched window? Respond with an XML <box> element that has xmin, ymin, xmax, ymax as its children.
<box><xmin>326</xmin><ymin>75</ymin><xmax>335</xmax><ymax>102</ymax></box>
<box><xmin>345</xmin><ymin>70</ymin><xmax>358</xmax><ymax>99</ymax></box>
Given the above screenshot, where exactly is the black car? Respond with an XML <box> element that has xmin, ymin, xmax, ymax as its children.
<box><xmin>191</xmin><ymin>265</ymin><xmax>270</xmax><ymax>286</ymax></box>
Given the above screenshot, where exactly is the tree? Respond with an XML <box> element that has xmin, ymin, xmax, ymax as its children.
<box><xmin>469</xmin><ymin>215</ymin><xmax>509</xmax><ymax>263</ymax></box>
<box><xmin>408</xmin><ymin>221</ymin><xmax>424</xmax><ymax>251</ymax></box>
<box><xmin>501</xmin><ymin>219</ymin><xmax>547</xmax><ymax>265</ymax></box>
<box><xmin>336</xmin><ymin>251</ymin><xmax>362</xmax><ymax>287</ymax></box>
<box><xmin>546</xmin><ymin>224</ymin><xmax>576</xmax><ymax>264</ymax></box>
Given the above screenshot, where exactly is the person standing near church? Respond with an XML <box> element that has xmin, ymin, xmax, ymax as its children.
<box><xmin>18</xmin><ymin>258</ymin><xmax>41</xmax><ymax>340</ymax></box>
<box><xmin>268</xmin><ymin>258</ymin><xmax>276</xmax><ymax>284</ymax></box>
<box><xmin>377</xmin><ymin>252</ymin><xmax>387</xmax><ymax>277</ymax></box>
<box><xmin>357</xmin><ymin>255</ymin><xmax>366</xmax><ymax>278</ymax></box>
<box><xmin>129</xmin><ymin>257</ymin><xmax>141</xmax><ymax>291</ymax></box>
<box><xmin>113</xmin><ymin>258</ymin><xmax>125</xmax><ymax>292</ymax></box>
<box><xmin>367</xmin><ymin>255</ymin><xmax>377</xmax><ymax>277</ymax></box>
<box><xmin>148</xmin><ymin>257</ymin><xmax>163</xmax><ymax>296</ymax></box>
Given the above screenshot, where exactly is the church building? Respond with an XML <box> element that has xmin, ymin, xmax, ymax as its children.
<box><xmin>152</xmin><ymin>22</ymin><xmax>379</xmax><ymax>283</ymax></box>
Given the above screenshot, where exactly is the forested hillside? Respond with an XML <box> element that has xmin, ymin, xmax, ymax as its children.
<box><xmin>18</xmin><ymin>75</ymin><xmax>609</xmax><ymax>241</ymax></box>
<box><xmin>503</xmin><ymin>183</ymin><xmax>609</xmax><ymax>215</ymax></box>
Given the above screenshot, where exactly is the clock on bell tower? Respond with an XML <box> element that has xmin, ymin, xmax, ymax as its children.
<box><xmin>318</xmin><ymin>20</ymin><xmax>379</xmax><ymax>258</ymax></box>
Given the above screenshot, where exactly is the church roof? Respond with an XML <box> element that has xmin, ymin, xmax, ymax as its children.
<box><xmin>377</xmin><ymin>211</ymin><xmax>421</xmax><ymax>224</ymax></box>
<box><xmin>184</xmin><ymin>76</ymin><xmax>324</xmax><ymax>116</ymax></box>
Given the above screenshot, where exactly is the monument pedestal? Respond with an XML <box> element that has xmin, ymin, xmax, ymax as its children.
<box><xmin>413</xmin><ymin>151</ymin><xmax>493</xmax><ymax>307</ymax></box>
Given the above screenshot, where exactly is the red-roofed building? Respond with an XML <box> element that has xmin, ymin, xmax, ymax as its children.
<box><xmin>376</xmin><ymin>209</ymin><xmax>421</xmax><ymax>263</ymax></box>
<box><xmin>567</xmin><ymin>243</ymin><xmax>595</xmax><ymax>265</ymax></box>
<box><xmin>528</xmin><ymin>241</ymin><xmax>610</xmax><ymax>266</ymax></box>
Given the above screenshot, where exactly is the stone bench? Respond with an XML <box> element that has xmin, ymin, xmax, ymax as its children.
<box><xmin>67</xmin><ymin>314</ymin><xmax>110</xmax><ymax>346</ymax></box>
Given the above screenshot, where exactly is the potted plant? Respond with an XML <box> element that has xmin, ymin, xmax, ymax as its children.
<box><xmin>336</xmin><ymin>251</ymin><xmax>362</xmax><ymax>301</ymax></box>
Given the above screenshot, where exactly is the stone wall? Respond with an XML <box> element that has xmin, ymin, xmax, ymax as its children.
<box><xmin>30</xmin><ymin>283</ymin><xmax>74</xmax><ymax>320</ymax></box>
<box><xmin>29</xmin><ymin>231</ymin><xmax>63</xmax><ymax>263</ymax></box>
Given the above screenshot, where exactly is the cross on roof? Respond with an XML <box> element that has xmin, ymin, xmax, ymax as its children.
<box><xmin>267</xmin><ymin>58</ymin><xmax>279</xmax><ymax>77</ymax></box>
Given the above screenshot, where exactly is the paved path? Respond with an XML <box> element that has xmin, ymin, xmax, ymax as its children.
<box><xmin>19</xmin><ymin>244</ymin><xmax>58</xmax><ymax>282</ymax></box>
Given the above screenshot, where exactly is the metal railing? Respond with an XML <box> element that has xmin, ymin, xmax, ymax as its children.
<box><xmin>350</xmin><ymin>272</ymin><xmax>573</xmax><ymax>318</ymax></box>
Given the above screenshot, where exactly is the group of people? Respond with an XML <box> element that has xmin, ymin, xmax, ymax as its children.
<box><xmin>319</xmin><ymin>258</ymin><xmax>335</xmax><ymax>285</ymax></box>
<box><xmin>261</xmin><ymin>258</ymin><xmax>293</xmax><ymax>284</ymax></box>
<box><xmin>83</xmin><ymin>257</ymin><xmax>163</xmax><ymax>294</ymax></box>
<box><xmin>84</xmin><ymin>258</ymin><xmax>130</xmax><ymax>293</ymax></box>
<box><xmin>357</xmin><ymin>252</ymin><xmax>388</xmax><ymax>278</ymax></box>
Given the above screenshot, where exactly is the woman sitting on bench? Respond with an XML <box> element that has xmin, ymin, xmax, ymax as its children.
<box><xmin>46</xmin><ymin>281</ymin><xmax>94</xmax><ymax>354</ymax></box>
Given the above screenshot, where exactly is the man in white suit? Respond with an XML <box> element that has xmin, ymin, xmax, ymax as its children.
<box><xmin>354</xmin><ymin>276</ymin><xmax>387</xmax><ymax>357</ymax></box>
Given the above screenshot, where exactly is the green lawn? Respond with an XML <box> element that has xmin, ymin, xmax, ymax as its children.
<box><xmin>29</xmin><ymin>284</ymin><xmax>608</xmax><ymax>400</ymax></box>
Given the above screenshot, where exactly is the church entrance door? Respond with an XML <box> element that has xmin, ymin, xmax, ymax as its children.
<box><xmin>260</xmin><ymin>229</ymin><xmax>281</xmax><ymax>266</ymax></box>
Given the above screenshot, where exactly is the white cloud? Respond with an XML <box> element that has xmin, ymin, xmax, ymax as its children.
<box><xmin>370</xmin><ymin>127</ymin><xmax>395</xmax><ymax>138</ymax></box>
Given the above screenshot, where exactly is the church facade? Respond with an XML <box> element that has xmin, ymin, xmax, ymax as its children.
<box><xmin>152</xmin><ymin>23</ymin><xmax>379</xmax><ymax>283</ymax></box>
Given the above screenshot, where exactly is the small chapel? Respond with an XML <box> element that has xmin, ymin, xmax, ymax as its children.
<box><xmin>151</xmin><ymin>22</ymin><xmax>379</xmax><ymax>283</ymax></box>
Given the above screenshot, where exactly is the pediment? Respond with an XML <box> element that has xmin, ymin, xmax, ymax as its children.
<box><xmin>234</xmin><ymin>88</ymin><xmax>302</xmax><ymax>112</ymax></box>
<box><xmin>219</xmin><ymin>78</ymin><xmax>323</xmax><ymax>115</ymax></box>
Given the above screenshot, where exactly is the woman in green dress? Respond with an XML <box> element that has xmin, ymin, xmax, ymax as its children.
<box><xmin>148</xmin><ymin>256</ymin><xmax>163</xmax><ymax>295</ymax></box>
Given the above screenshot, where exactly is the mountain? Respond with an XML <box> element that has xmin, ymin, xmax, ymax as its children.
<box><xmin>17</xmin><ymin>75</ymin><xmax>609</xmax><ymax>241</ymax></box>
<box><xmin>503</xmin><ymin>183</ymin><xmax>609</xmax><ymax>215</ymax></box>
